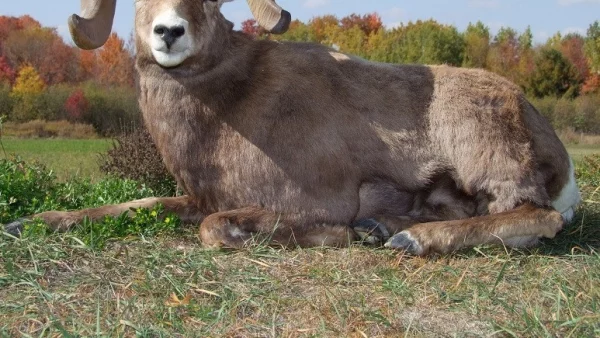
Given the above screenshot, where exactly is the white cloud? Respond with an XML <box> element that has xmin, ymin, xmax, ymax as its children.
<box><xmin>303</xmin><ymin>0</ymin><xmax>330</xmax><ymax>9</ymax></box>
<box><xmin>468</xmin><ymin>0</ymin><xmax>500</xmax><ymax>8</ymax></box>
<box><xmin>558</xmin><ymin>0</ymin><xmax>600</xmax><ymax>6</ymax></box>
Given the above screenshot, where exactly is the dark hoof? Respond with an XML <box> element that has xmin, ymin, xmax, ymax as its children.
<box><xmin>351</xmin><ymin>218</ymin><xmax>390</xmax><ymax>245</ymax></box>
<box><xmin>384</xmin><ymin>231</ymin><xmax>424</xmax><ymax>255</ymax></box>
<box><xmin>4</xmin><ymin>218</ymin><xmax>28</xmax><ymax>238</ymax></box>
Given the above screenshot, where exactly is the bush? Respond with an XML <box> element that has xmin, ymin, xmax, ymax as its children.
<box><xmin>0</xmin><ymin>157</ymin><xmax>179</xmax><ymax>249</ymax></box>
<box><xmin>529</xmin><ymin>94</ymin><xmax>600</xmax><ymax>134</ymax></box>
<box><xmin>0</xmin><ymin>83</ymin><xmax>13</xmax><ymax>117</ymax></box>
<box><xmin>0</xmin><ymin>157</ymin><xmax>56</xmax><ymax>223</ymax></box>
<box><xmin>81</xmin><ymin>82</ymin><xmax>141</xmax><ymax>136</ymax></box>
<box><xmin>99</xmin><ymin>127</ymin><xmax>176</xmax><ymax>195</ymax></box>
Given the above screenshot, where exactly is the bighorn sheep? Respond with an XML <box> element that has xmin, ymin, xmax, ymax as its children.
<box><xmin>5</xmin><ymin>0</ymin><xmax>581</xmax><ymax>255</ymax></box>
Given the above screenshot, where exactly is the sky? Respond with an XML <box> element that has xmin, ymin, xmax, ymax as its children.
<box><xmin>1</xmin><ymin>0</ymin><xmax>599</xmax><ymax>45</ymax></box>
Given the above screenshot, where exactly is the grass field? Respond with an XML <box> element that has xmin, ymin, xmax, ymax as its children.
<box><xmin>0</xmin><ymin>139</ymin><xmax>599</xmax><ymax>337</ymax></box>
<box><xmin>0</xmin><ymin>138</ymin><xmax>112</xmax><ymax>180</ymax></box>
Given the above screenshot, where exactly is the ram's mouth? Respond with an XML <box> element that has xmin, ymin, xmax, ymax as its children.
<box><xmin>151</xmin><ymin>48</ymin><xmax>192</xmax><ymax>68</ymax></box>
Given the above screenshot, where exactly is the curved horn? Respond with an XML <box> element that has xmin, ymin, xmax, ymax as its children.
<box><xmin>246</xmin><ymin>0</ymin><xmax>291</xmax><ymax>34</ymax></box>
<box><xmin>68</xmin><ymin>0</ymin><xmax>117</xmax><ymax>50</ymax></box>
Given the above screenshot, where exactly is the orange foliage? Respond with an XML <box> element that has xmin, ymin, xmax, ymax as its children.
<box><xmin>340</xmin><ymin>13</ymin><xmax>382</xmax><ymax>36</ymax></box>
<box><xmin>582</xmin><ymin>73</ymin><xmax>600</xmax><ymax>94</ymax></box>
<box><xmin>309</xmin><ymin>15</ymin><xmax>339</xmax><ymax>42</ymax></box>
<box><xmin>79</xmin><ymin>50</ymin><xmax>98</xmax><ymax>80</ymax></box>
<box><xmin>560</xmin><ymin>35</ymin><xmax>590</xmax><ymax>81</ymax></box>
<box><xmin>2</xmin><ymin>26</ymin><xmax>78</xmax><ymax>85</ymax></box>
<box><xmin>97</xmin><ymin>33</ymin><xmax>134</xmax><ymax>87</ymax></box>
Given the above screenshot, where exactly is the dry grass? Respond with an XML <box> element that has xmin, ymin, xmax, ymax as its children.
<box><xmin>2</xmin><ymin>120</ymin><xmax>98</xmax><ymax>139</ymax></box>
<box><xmin>558</xmin><ymin>129</ymin><xmax>600</xmax><ymax>146</ymax></box>
<box><xmin>1</xmin><ymin>153</ymin><xmax>599</xmax><ymax>337</ymax></box>
<box><xmin>1</xmin><ymin>195</ymin><xmax>599</xmax><ymax>337</ymax></box>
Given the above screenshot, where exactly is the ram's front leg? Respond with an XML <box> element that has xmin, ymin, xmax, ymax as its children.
<box><xmin>199</xmin><ymin>207</ymin><xmax>356</xmax><ymax>248</ymax></box>
<box><xmin>4</xmin><ymin>196</ymin><xmax>203</xmax><ymax>236</ymax></box>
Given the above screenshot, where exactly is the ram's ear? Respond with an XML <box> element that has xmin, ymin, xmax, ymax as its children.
<box><xmin>246</xmin><ymin>0</ymin><xmax>291</xmax><ymax>34</ymax></box>
<box><xmin>68</xmin><ymin>0</ymin><xmax>117</xmax><ymax>50</ymax></box>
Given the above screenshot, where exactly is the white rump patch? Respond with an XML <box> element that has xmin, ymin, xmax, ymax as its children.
<box><xmin>329</xmin><ymin>51</ymin><xmax>351</xmax><ymax>62</ymax></box>
<box><xmin>551</xmin><ymin>158</ymin><xmax>581</xmax><ymax>222</ymax></box>
<box><xmin>150</xmin><ymin>9</ymin><xmax>193</xmax><ymax>67</ymax></box>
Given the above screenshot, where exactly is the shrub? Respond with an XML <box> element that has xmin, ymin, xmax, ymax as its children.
<box><xmin>99</xmin><ymin>127</ymin><xmax>177</xmax><ymax>195</ymax></box>
<box><xmin>64</xmin><ymin>88</ymin><xmax>89</xmax><ymax>122</ymax></box>
<box><xmin>0</xmin><ymin>157</ymin><xmax>57</xmax><ymax>223</ymax></box>
<box><xmin>81</xmin><ymin>82</ymin><xmax>141</xmax><ymax>136</ymax></box>
<box><xmin>0</xmin><ymin>83</ymin><xmax>13</xmax><ymax>117</ymax></box>
<box><xmin>0</xmin><ymin>157</ymin><xmax>179</xmax><ymax>249</ymax></box>
<box><xmin>529</xmin><ymin>94</ymin><xmax>600</xmax><ymax>134</ymax></box>
<box><xmin>35</xmin><ymin>84</ymin><xmax>72</xmax><ymax>120</ymax></box>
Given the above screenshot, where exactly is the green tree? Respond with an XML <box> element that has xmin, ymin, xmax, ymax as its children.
<box><xmin>584</xmin><ymin>21</ymin><xmax>600</xmax><ymax>74</ymax></box>
<box><xmin>387</xmin><ymin>20</ymin><xmax>464</xmax><ymax>66</ymax></box>
<box><xmin>462</xmin><ymin>21</ymin><xmax>490</xmax><ymax>68</ymax></box>
<box><xmin>526</xmin><ymin>48</ymin><xmax>580</xmax><ymax>98</ymax></box>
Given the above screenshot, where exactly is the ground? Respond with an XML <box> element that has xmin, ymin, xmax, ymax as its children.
<box><xmin>0</xmin><ymin>139</ymin><xmax>599</xmax><ymax>337</ymax></box>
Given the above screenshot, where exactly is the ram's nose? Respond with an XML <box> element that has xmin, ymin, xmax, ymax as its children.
<box><xmin>153</xmin><ymin>24</ymin><xmax>185</xmax><ymax>49</ymax></box>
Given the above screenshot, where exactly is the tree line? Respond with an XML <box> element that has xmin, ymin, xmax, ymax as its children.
<box><xmin>244</xmin><ymin>14</ymin><xmax>599</xmax><ymax>100</ymax></box>
<box><xmin>0</xmin><ymin>13</ymin><xmax>599</xmax><ymax>136</ymax></box>
<box><xmin>0</xmin><ymin>16</ymin><xmax>138</xmax><ymax>135</ymax></box>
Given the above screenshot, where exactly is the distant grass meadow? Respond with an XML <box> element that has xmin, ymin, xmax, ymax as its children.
<box><xmin>0</xmin><ymin>138</ymin><xmax>112</xmax><ymax>180</ymax></box>
<box><xmin>0</xmin><ymin>138</ymin><xmax>599</xmax><ymax>336</ymax></box>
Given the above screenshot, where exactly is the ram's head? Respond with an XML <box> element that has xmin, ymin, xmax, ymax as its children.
<box><xmin>69</xmin><ymin>0</ymin><xmax>290</xmax><ymax>66</ymax></box>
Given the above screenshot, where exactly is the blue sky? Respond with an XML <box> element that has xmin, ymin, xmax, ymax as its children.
<box><xmin>1</xmin><ymin>0</ymin><xmax>599</xmax><ymax>45</ymax></box>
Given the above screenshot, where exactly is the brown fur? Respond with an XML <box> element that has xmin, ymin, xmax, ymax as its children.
<box><xmin>7</xmin><ymin>0</ymin><xmax>577</xmax><ymax>255</ymax></box>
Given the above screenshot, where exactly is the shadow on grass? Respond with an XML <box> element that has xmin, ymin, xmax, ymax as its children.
<box><xmin>529</xmin><ymin>202</ymin><xmax>600</xmax><ymax>256</ymax></box>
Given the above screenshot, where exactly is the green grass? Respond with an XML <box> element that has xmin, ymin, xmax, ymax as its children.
<box><xmin>565</xmin><ymin>144</ymin><xmax>600</xmax><ymax>161</ymax></box>
<box><xmin>0</xmin><ymin>138</ymin><xmax>112</xmax><ymax>180</ymax></box>
<box><xmin>0</xmin><ymin>146</ymin><xmax>599</xmax><ymax>336</ymax></box>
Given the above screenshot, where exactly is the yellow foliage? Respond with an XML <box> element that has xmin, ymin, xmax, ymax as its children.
<box><xmin>10</xmin><ymin>64</ymin><xmax>45</xmax><ymax>98</ymax></box>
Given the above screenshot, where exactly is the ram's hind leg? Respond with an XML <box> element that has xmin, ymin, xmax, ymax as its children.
<box><xmin>199</xmin><ymin>207</ymin><xmax>355</xmax><ymax>249</ymax></box>
<box><xmin>385</xmin><ymin>204</ymin><xmax>564</xmax><ymax>255</ymax></box>
<box><xmin>4</xmin><ymin>196</ymin><xmax>203</xmax><ymax>236</ymax></box>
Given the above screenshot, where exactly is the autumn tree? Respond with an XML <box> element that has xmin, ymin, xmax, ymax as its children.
<box><xmin>559</xmin><ymin>34</ymin><xmax>590</xmax><ymax>83</ymax></box>
<box><xmin>2</xmin><ymin>26</ymin><xmax>78</xmax><ymax>84</ymax></box>
<box><xmin>487</xmin><ymin>27</ymin><xmax>520</xmax><ymax>82</ymax></box>
<box><xmin>64</xmin><ymin>89</ymin><xmax>89</xmax><ymax>121</ymax></box>
<box><xmin>0</xmin><ymin>15</ymin><xmax>41</xmax><ymax>51</ymax></box>
<box><xmin>462</xmin><ymin>21</ymin><xmax>490</xmax><ymax>68</ymax></box>
<box><xmin>97</xmin><ymin>33</ymin><xmax>134</xmax><ymax>87</ymax></box>
<box><xmin>308</xmin><ymin>15</ymin><xmax>339</xmax><ymax>43</ymax></box>
<box><xmin>340</xmin><ymin>13</ymin><xmax>382</xmax><ymax>37</ymax></box>
<box><xmin>0</xmin><ymin>56</ymin><xmax>15</xmax><ymax>85</ymax></box>
<box><xmin>9</xmin><ymin>64</ymin><xmax>46</xmax><ymax>121</ymax></box>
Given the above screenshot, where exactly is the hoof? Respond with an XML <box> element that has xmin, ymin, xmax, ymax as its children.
<box><xmin>4</xmin><ymin>218</ymin><xmax>28</xmax><ymax>238</ymax></box>
<box><xmin>384</xmin><ymin>231</ymin><xmax>424</xmax><ymax>255</ymax></box>
<box><xmin>351</xmin><ymin>218</ymin><xmax>390</xmax><ymax>245</ymax></box>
